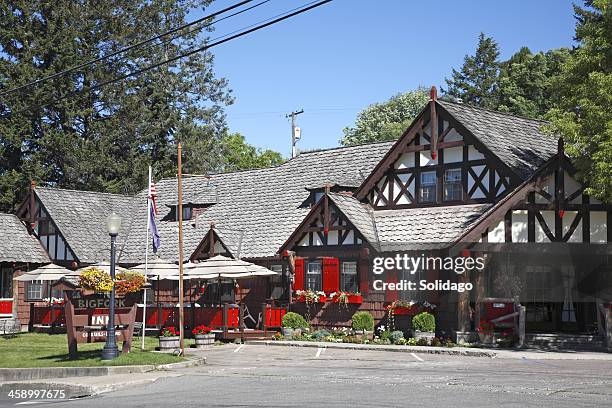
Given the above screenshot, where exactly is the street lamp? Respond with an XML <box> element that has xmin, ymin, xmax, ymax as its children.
<box><xmin>101</xmin><ymin>212</ymin><xmax>122</xmax><ymax>360</ymax></box>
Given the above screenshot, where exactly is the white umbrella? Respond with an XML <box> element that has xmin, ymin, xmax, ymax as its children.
<box><xmin>14</xmin><ymin>263</ymin><xmax>72</xmax><ymax>281</ymax></box>
<box><xmin>74</xmin><ymin>261</ymin><xmax>128</xmax><ymax>275</ymax></box>
<box><xmin>130</xmin><ymin>257</ymin><xmax>181</xmax><ymax>280</ymax></box>
<box><xmin>187</xmin><ymin>255</ymin><xmax>279</xmax><ymax>280</ymax></box>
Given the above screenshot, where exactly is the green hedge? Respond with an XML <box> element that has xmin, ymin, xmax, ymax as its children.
<box><xmin>351</xmin><ymin>311</ymin><xmax>374</xmax><ymax>331</ymax></box>
<box><xmin>412</xmin><ymin>312</ymin><xmax>435</xmax><ymax>332</ymax></box>
<box><xmin>282</xmin><ymin>312</ymin><xmax>309</xmax><ymax>329</ymax></box>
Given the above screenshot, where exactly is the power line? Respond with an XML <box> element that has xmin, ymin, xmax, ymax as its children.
<box><xmin>0</xmin><ymin>0</ymin><xmax>260</xmax><ymax>98</ymax></box>
<box><xmin>1</xmin><ymin>0</ymin><xmax>333</xmax><ymax>118</ymax></box>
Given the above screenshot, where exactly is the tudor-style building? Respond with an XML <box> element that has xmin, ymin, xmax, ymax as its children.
<box><xmin>6</xmin><ymin>88</ymin><xmax>611</xmax><ymax>343</ymax></box>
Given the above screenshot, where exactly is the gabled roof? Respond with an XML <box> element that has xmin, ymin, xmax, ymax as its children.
<box><xmin>327</xmin><ymin>193</ymin><xmax>379</xmax><ymax>250</ymax></box>
<box><xmin>438</xmin><ymin>100</ymin><xmax>558</xmax><ymax>179</ymax></box>
<box><xmin>117</xmin><ymin>141</ymin><xmax>395</xmax><ymax>263</ymax></box>
<box><xmin>0</xmin><ymin>213</ymin><xmax>50</xmax><ymax>263</ymax></box>
<box><xmin>35</xmin><ymin>187</ymin><xmax>135</xmax><ymax>263</ymax></box>
<box><xmin>374</xmin><ymin>204</ymin><xmax>491</xmax><ymax>251</ymax></box>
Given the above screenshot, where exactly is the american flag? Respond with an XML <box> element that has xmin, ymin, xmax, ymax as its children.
<box><xmin>149</xmin><ymin>182</ymin><xmax>158</xmax><ymax>216</ymax></box>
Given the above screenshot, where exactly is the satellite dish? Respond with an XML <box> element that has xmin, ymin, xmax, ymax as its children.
<box><xmin>294</xmin><ymin>127</ymin><xmax>302</xmax><ymax>141</ymax></box>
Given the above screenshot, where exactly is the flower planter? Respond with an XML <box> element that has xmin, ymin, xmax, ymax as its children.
<box><xmin>354</xmin><ymin>330</ymin><xmax>374</xmax><ymax>341</ymax></box>
<box><xmin>281</xmin><ymin>327</ymin><xmax>294</xmax><ymax>338</ymax></box>
<box><xmin>159</xmin><ymin>336</ymin><xmax>180</xmax><ymax>350</ymax></box>
<box><xmin>413</xmin><ymin>331</ymin><xmax>435</xmax><ymax>344</ymax></box>
<box><xmin>295</xmin><ymin>295</ymin><xmax>327</xmax><ymax>303</ymax></box>
<box><xmin>478</xmin><ymin>333</ymin><xmax>495</xmax><ymax>346</ymax></box>
<box><xmin>393</xmin><ymin>306</ymin><xmax>415</xmax><ymax>315</ymax></box>
<box><xmin>194</xmin><ymin>333</ymin><xmax>215</xmax><ymax>348</ymax></box>
<box><xmin>333</xmin><ymin>294</ymin><xmax>363</xmax><ymax>304</ymax></box>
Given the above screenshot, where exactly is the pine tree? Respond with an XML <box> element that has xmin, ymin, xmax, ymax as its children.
<box><xmin>0</xmin><ymin>1</ymin><xmax>233</xmax><ymax>211</ymax></box>
<box><xmin>545</xmin><ymin>0</ymin><xmax>612</xmax><ymax>203</ymax></box>
<box><xmin>443</xmin><ymin>33</ymin><xmax>500</xmax><ymax>109</ymax></box>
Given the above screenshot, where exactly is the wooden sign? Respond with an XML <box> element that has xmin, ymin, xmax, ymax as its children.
<box><xmin>63</xmin><ymin>291</ymin><xmax>136</xmax><ymax>359</ymax></box>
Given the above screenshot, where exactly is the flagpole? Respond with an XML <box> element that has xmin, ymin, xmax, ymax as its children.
<box><xmin>142</xmin><ymin>166</ymin><xmax>152</xmax><ymax>351</ymax></box>
<box><xmin>177</xmin><ymin>143</ymin><xmax>185</xmax><ymax>356</ymax></box>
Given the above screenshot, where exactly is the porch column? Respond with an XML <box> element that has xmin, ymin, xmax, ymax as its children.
<box><xmin>457</xmin><ymin>269</ymin><xmax>471</xmax><ymax>332</ymax></box>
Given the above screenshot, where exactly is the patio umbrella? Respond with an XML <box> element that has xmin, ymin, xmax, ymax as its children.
<box><xmin>14</xmin><ymin>263</ymin><xmax>72</xmax><ymax>281</ymax></box>
<box><xmin>186</xmin><ymin>255</ymin><xmax>279</xmax><ymax>280</ymax></box>
<box><xmin>130</xmin><ymin>257</ymin><xmax>181</xmax><ymax>280</ymax></box>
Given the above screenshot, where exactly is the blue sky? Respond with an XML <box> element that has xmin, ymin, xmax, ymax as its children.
<box><xmin>194</xmin><ymin>0</ymin><xmax>577</xmax><ymax>157</ymax></box>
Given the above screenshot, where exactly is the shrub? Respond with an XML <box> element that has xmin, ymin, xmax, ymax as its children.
<box><xmin>380</xmin><ymin>330</ymin><xmax>392</xmax><ymax>341</ymax></box>
<box><xmin>390</xmin><ymin>330</ymin><xmax>405</xmax><ymax>344</ymax></box>
<box><xmin>282</xmin><ymin>312</ymin><xmax>309</xmax><ymax>329</ymax></box>
<box><xmin>352</xmin><ymin>311</ymin><xmax>374</xmax><ymax>332</ymax></box>
<box><xmin>431</xmin><ymin>337</ymin><xmax>442</xmax><ymax>347</ymax></box>
<box><xmin>407</xmin><ymin>338</ymin><xmax>418</xmax><ymax>346</ymax></box>
<box><xmin>412</xmin><ymin>312</ymin><xmax>435</xmax><ymax>333</ymax></box>
<box><xmin>313</xmin><ymin>329</ymin><xmax>331</xmax><ymax>340</ymax></box>
<box><xmin>395</xmin><ymin>338</ymin><xmax>407</xmax><ymax>345</ymax></box>
<box><xmin>416</xmin><ymin>338</ymin><xmax>429</xmax><ymax>346</ymax></box>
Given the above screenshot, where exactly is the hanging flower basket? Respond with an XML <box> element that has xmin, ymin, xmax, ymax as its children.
<box><xmin>114</xmin><ymin>271</ymin><xmax>146</xmax><ymax>296</ymax></box>
<box><xmin>79</xmin><ymin>267</ymin><xmax>114</xmax><ymax>293</ymax></box>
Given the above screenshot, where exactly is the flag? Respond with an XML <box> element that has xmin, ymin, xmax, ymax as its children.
<box><xmin>149</xmin><ymin>181</ymin><xmax>160</xmax><ymax>253</ymax></box>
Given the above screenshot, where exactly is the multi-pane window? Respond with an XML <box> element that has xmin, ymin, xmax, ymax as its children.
<box><xmin>419</xmin><ymin>171</ymin><xmax>437</xmax><ymax>203</ymax></box>
<box><xmin>444</xmin><ymin>169</ymin><xmax>462</xmax><ymax>201</ymax></box>
<box><xmin>26</xmin><ymin>281</ymin><xmax>46</xmax><ymax>300</ymax></box>
<box><xmin>341</xmin><ymin>261</ymin><xmax>358</xmax><ymax>293</ymax></box>
<box><xmin>306</xmin><ymin>261</ymin><xmax>322</xmax><ymax>291</ymax></box>
<box><xmin>0</xmin><ymin>266</ymin><xmax>13</xmax><ymax>298</ymax></box>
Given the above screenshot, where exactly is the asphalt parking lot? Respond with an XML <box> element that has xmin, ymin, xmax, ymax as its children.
<box><xmin>6</xmin><ymin>344</ymin><xmax>612</xmax><ymax>407</ymax></box>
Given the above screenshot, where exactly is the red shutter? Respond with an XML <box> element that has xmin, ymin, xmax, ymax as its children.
<box><xmin>386</xmin><ymin>270</ymin><xmax>398</xmax><ymax>302</ymax></box>
<box><xmin>358</xmin><ymin>259</ymin><xmax>369</xmax><ymax>295</ymax></box>
<box><xmin>322</xmin><ymin>257</ymin><xmax>340</xmax><ymax>293</ymax></box>
<box><xmin>293</xmin><ymin>258</ymin><xmax>304</xmax><ymax>291</ymax></box>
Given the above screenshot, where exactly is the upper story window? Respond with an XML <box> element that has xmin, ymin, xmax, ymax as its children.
<box><xmin>444</xmin><ymin>169</ymin><xmax>462</xmax><ymax>201</ymax></box>
<box><xmin>313</xmin><ymin>192</ymin><xmax>325</xmax><ymax>204</ymax></box>
<box><xmin>419</xmin><ymin>171</ymin><xmax>437</xmax><ymax>203</ymax></box>
<box><xmin>306</xmin><ymin>261</ymin><xmax>322</xmax><ymax>291</ymax></box>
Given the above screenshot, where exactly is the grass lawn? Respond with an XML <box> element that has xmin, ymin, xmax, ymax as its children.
<box><xmin>0</xmin><ymin>333</ymin><xmax>184</xmax><ymax>368</ymax></box>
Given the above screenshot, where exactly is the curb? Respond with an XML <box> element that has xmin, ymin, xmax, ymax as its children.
<box><xmin>250</xmin><ymin>340</ymin><xmax>496</xmax><ymax>358</ymax></box>
<box><xmin>0</xmin><ymin>357</ymin><xmax>206</xmax><ymax>382</ymax></box>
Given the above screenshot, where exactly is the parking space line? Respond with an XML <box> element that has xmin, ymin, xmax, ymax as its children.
<box><xmin>234</xmin><ymin>344</ymin><xmax>245</xmax><ymax>353</ymax></box>
<box><xmin>410</xmin><ymin>352</ymin><xmax>424</xmax><ymax>362</ymax></box>
<box><xmin>315</xmin><ymin>347</ymin><xmax>326</xmax><ymax>358</ymax></box>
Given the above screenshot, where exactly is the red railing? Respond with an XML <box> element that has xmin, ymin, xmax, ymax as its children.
<box><xmin>30</xmin><ymin>305</ymin><xmax>65</xmax><ymax>325</ymax></box>
<box><xmin>135</xmin><ymin>305</ymin><xmax>240</xmax><ymax>330</ymax></box>
<box><xmin>265</xmin><ymin>306</ymin><xmax>286</xmax><ymax>328</ymax></box>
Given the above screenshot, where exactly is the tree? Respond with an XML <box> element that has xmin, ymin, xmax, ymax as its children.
<box><xmin>0</xmin><ymin>0</ymin><xmax>233</xmax><ymax>212</ymax></box>
<box><xmin>340</xmin><ymin>88</ymin><xmax>429</xmax><ymax>146</ymax></box>
<box><xmin>220</xmin><ymin>133</ymin><xmax>284</xmax><ymax>171</ymax></box>
<box><xmin>444</xmin><ymin>33</ymin><xmax>500</xmax><ymax>109</ymax></box>
<box><xmin>497</xmin><ymin>47</ymin><xmax>570</xmax><ymax>118</ymax></box>
<box><xmin>545</xmin><ymin>0</ymin><xmax>612</xmax><ymax>203</ymax></box>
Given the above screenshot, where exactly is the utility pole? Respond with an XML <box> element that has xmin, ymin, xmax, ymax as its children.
<box><xmin>286</xmin><ymin>109</ymin><xmax>304</xmax><ymax>158</ymax></box>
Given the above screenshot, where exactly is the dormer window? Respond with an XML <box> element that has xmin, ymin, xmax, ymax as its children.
<box><xmin>177</xmin><ymin>206</ymin><xmax>192</xmax><ymax>221</ymax></box>
<box><xmin>419</xmin><ymin>172</ymin><xmax>437</xmax><ymax>203</ymax></box>
<box><xmin>313</xmin><ymin>191</ymin><xmax>325</xmax><ymax>204</ymax></box>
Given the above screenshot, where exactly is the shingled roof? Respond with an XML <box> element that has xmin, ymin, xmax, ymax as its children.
<box><xmin>35</xmin><ymin>187</ymin><xmax>135</xmax><ymax>263</ymax></box>
<box><xmin>0</xmin><ymin>213</ymin><xmax>50</xmax><ymax>263</ymax></box>
<box><xmin>374</xmin><ymin>204</ymin><xmax>491</xmax><ymax>251</ymax></box>
<box><xmin>117</xmin><ymin>141</ymin><xmax>395</xmax><ymax>263</ymax></box>
<box><xmin>438</xmin><ymin>100</ymin><xmax>558</xmax><ymax>179</ymax></box>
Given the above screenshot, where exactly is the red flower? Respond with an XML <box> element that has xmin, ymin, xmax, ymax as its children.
<box><xmin>192</xmin><ymin>325</ymin><xmax>213</xmax><ymax>335</ymax></box>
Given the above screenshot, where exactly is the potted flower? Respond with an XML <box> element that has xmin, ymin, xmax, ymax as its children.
<box><xmin>412</xmin><ymin>312</ymin><xmax>436</xmax><ymax>344</ymax></box>
<box><xmin>159</xmin><ymin>327</ymin><xmax>180</xmax><ymax>350</ymax></box>
<box><xmin>78</xmin><ymin>267</ymin><xmax>114</xmax><ymax>294</ymax></box>
<box><xmin>332</xmin><ymin>291</ymin><xmax>363</xmax><ymax>305</ymax></box>
<box><xmin>351</xmin><ymin>311</ymin><xmax>374</xmax><ymax>341</ymax></box>
<box><xmin>296</xmin><ymin>289</ymin><xmax>326</xmax><ymax>303</ymax></box>
<box><xmin>281</xmin><ymin>312</ymin><xmax>309</xmax><ymax>338</ymax></box>
<box><xmin>477</xmin><ymin>321</ymin><xmax>495</xmax><ymax>345</ymax></box>
<box><xmin>114</xmin><ymin>271</ymin><xmax>146</xmax><ymax>296</ymax></box>
<box><xmin>192</xmin><ymin>325</ymin><xmax>215</xmax><ymax>348</ymax></box>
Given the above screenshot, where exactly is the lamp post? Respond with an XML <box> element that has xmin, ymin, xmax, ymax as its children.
<box><xmin>101</xmin><ymin>212</ymin><xmax>122</xmax><ymax>360</ymax></box>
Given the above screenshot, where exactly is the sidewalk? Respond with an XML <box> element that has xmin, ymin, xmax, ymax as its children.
<box><xmin>250</xmin><ymin>340</ymin><xmax>612</xmax><ymax>360</ymax></box>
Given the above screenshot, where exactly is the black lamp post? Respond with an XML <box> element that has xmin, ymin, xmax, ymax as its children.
<box><xmin>101</xmin><ymin>212</ymin><xmax>122</xmax><ymax>360</ymax></box>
